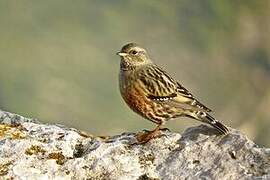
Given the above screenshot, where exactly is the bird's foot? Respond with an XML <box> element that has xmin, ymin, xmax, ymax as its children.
<box><xmin>135</xmin><ymin>127</ymin><xmax>164</xmax><ymax>144</ymax></box>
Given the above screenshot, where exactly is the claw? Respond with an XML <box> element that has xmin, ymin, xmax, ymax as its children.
<box><xmin>142</xmin><ymin>129</ymin><xmax>151</xmax><ymax>133</ymax></box>
<box><xmin>159</xmin><ymin>127</ymin><xmax>171</xmax><ymax>132</ymax></box>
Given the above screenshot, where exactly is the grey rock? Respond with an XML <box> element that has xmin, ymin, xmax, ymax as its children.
<box><xmin>0</xmin><ymin>110</ymin><xmax>269</xmax><ymax>180</ymax></box>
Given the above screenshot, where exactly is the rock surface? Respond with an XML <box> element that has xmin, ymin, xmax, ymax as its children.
<box><xmin>0</xmin><ymin>110</ymin><xmax>269</xmax><ymax>180</ymax></box>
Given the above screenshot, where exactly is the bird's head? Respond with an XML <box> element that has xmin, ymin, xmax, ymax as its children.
<box><xmin>117</xmin><ymin>43</ymin><xmax>152</xmax><ymax>70</ymax></box>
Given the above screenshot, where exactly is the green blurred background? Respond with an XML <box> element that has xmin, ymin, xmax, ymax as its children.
<box><xmin>0</xmin><ymin>1</ymin><xmax>269</xmax><ymax>146</ymax></box>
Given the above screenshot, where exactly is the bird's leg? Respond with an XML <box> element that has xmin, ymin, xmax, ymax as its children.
<box><xmin>135</xmin><ymin>125</ymin><xmax>163</xmax><ymax>144</ymax></box>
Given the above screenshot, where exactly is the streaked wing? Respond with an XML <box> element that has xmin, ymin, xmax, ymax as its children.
<box><xmin>138</xmin><ymin>65</ymin><xmax>212</xmax><ymax>112</ymax></box>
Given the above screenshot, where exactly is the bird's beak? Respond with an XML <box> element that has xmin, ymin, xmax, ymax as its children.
<box><xmin>116</xmin><ymin>52</ymin><xmax>128</xmax><ymax>57</ymax></box>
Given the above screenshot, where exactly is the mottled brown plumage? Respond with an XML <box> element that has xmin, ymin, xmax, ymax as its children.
<box><xmin>117</xmin><ymin>43</ymin><xmax>229</xmax><ymax>143</ymax></box>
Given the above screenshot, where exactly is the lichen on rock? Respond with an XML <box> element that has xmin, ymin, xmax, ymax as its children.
<box><xmin>0</xmin><ymin>110</ymin><xmax>269</xmax><ymax>179</ymax></box>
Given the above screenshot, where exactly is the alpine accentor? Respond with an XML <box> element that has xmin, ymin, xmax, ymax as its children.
<box><xmin>117</xmin><ymin>43</ymin><xmax>229</xmax><ymax>143</ymax></box>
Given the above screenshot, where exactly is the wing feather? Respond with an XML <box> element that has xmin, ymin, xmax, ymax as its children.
<box><xmin>138</xmin><ymin>65</ymin><xmax>212</xmax><ymax>112</ymax></box>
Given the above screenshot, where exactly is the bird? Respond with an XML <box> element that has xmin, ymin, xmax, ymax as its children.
<box><xmin>117</xmin><ymin>43</ymin><xmax>229</xmax><ymax>143</ymax></box>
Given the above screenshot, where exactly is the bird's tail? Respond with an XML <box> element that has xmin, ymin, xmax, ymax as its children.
<box><xmin>186</xmin><ymin>110</ymin><xmax>229</xmax><ymax>134</ymax></box>
<box><xmin>204</xmin><ymin>113</ymin><xmax>229</xmax><ymax>134</ymax></box>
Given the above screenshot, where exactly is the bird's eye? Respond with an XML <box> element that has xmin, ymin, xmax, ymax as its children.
<box><xmin>130</xmin><ymin>50</ymin><xmax>138</xmax><ymax>55</ymax></box>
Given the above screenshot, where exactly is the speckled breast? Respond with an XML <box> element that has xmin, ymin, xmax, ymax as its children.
<box><xmin>120</xmin><ymin>82</ymin><xmax>149</xmax><ymax>118</ymax></box>
<box><xmin>119</xmin><ymin>71</ymin><xmax>162</xmax><ymax>124</ymax></box>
